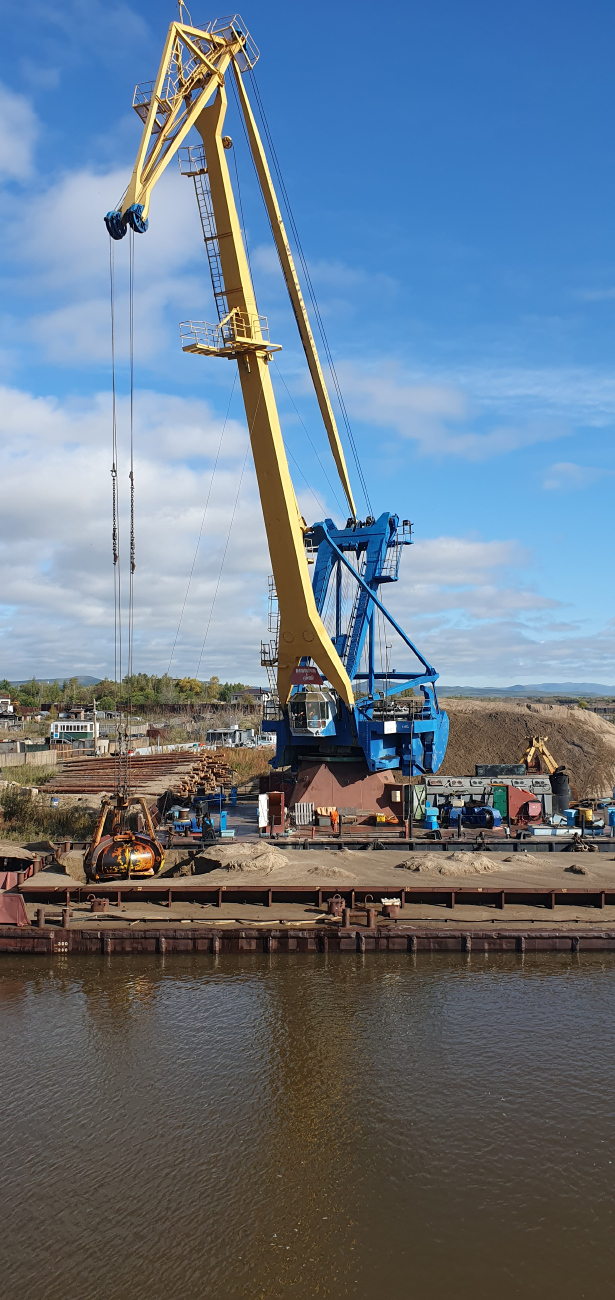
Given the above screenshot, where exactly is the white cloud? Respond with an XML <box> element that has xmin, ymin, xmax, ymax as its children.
<box><xmin>386</xmin><ymin>535</ymin><xmax>557</xmax><ymax>627</ymax></box>
<box><xmin>0</xmin><ymin>82</ymin><xmax>38</xmax><ymax>181</ymax></box>
<box><xmin>440</xmin><ymin>362</ymin><xmax>615</xmax><ymax>428</ymax></box>
<box><xmin>1</xmin><ymin>382</ymin><xmax>613</xmax><ymax>683</ymax></box>
<box><xmin>543</xmin><ymin>462</ymin><xmax>613</xmax><ymax>491</ymax></box>
<box><xmin>337</xmin><ymin>362</ymin><xmax>570</xmax><ymax>460</ymax></box>
<box><xmin>0</xmin><ymin>384</ymin><xmax>270</xmax><ymax>680</ymax></box>
<box><xmin>375</xmin><ymin>535</ymin><xmax>614</xmax><ymax>682</ymax></box>
<box><xmin>4</xmin><ymin>164</ymin><xmax>211</xmax><ymax>369</ymax></box>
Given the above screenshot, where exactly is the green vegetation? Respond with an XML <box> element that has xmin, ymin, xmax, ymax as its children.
<box><xmin>218</xmin><ymin>745</ymin><xmax>274</xmax><ymax>785</ymax></box>
<box><xmin>0</xmin><ymin>674</ymin><xmax>251</xmax><ymax>712</ymax></box>
<box><xmin>0</xmin><ymin>766</ymin><xmax>57</xmax><ymax>786</ymax></box>
<box><xmin>0</xmin><ymin>786</ymin><xmax>95</xmax><ymax>842</ymax></box>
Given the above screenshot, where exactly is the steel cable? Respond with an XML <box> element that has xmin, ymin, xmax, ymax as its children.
<box><xmin>126</xmin><ymin>228</ymin><xmax>136</xmax><ymax>796</ymax></box>
<box><xmin>109</xmin><ymin>236</ymin><xmax>122</xmax><ymax>797</ymax></box>
<box><xmin>246</xmin><ymin>69</ymin><xmax>373</xmax><ymax>516</ymax></box>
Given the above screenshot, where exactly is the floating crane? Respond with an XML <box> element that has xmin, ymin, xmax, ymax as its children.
<box><xmin>105</xmin><ymin>13</ymin><xmax>449</xmax><ymax>780</ymax></box>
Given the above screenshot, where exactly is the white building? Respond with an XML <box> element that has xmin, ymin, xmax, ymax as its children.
<box><xmin>49</xmin><ymin>719</ymin><xmax>98</xmax><ymax>742</ymax></box>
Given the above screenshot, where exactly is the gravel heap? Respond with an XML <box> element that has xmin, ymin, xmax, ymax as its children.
<box><xmin>442</xmin><ymin>697</ymin><xmax>615</xmax><ymax>797</ymax></box>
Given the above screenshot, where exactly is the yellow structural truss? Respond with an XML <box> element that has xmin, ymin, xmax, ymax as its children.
<box><xmin>112</xmin><ymin>15</ymin><xmax>356</xmax><ymax>707</ymax></box>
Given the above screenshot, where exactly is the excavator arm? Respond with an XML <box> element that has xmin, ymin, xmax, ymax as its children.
<box><xmin>105</xmin><ymin>15</ymin><xmax>356</xmax><ymax>707</ymax></box>
<box><xmin>521</xmin><ymin>735</ymin><xmax>559</xmax><ymax>776</ymax></box>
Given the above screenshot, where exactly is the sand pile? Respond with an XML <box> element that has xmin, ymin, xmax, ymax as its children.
<box><xmin>0</xmin><ymin>842</ymin><xmax>35</xmax><ymax>861</ymax></box>
<box><xmin>442</xmin><ymin>698</ymin><xmax>615</xmax><ymax>797</ymax></box>
<box><xmin>197</xmin><ymin>843</ymin><xmax>290</xmax><ymax>875</ymax></box>
<box><xmin>306</xmin><ymin>864</ymin><xmax>356</xmax><ymax>880</ymax></box>
<box><xmin>401</xmin><ymin>851</ymin><xmax>502</xmax><ymax>875</ymax></box>
<box><xmin>54</xmin><ymin>849</ymin><xmax>86</xmax><ymax>882</ymax></box>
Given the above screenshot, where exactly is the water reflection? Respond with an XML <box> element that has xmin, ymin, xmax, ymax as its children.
<box><xmin>0</xmin><ymin>953</ymin><xmax>614</xmax><ymax>1299</ymax></box>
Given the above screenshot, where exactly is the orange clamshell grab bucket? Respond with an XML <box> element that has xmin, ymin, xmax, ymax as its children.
<box><xmin>88</xmin><ymin>832</ymin><xmax>163</xmax><ymax>881</ymax></box>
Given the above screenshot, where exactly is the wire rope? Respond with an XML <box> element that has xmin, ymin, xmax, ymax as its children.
<box><xmin>246</xmin><ymin>69</ymin><xmax>373</xmax><ymax>516</ymax></box>
<box><xmin>230</xmin><ymin>132</ymin><xmax>254</xmax><ymax>284</ymax></box>
<box><xmin>282</xmin><ymin>439</ymin><xmax>328</xmax><ymax>519</ymax></box>
<box><xmin>126</xmin><ymin>227</ymin><xmax>136</xmax><ymax>796</ymax></box>
<box><xmin>271</xmin><ymin>360</ymin><xmax>345</xmax><ymax>516</ymax></box>
<box><xmin>167</xmin><ymin>371</ymin><xmax>238</xmax><ymax>676</ymax></box>
<box><xmin>230</xmin><ymin>80</ymin><xmax>351</xmax><ymax>524</ymax></box>
<box><xmin>109</xmin><ymin>236</ymin><xmax>123</xmax><ymax>797</ymax></box>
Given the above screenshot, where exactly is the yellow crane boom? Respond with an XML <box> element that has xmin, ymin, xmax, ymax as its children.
<box><xmin>107</xmin><ymin>16</ymin><xmax>356</xmax><ymax>707</ymax></box>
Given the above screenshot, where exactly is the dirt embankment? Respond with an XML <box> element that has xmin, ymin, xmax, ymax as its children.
<box><xmin>441</xmin><ymin>698</ymin><xmax>615</xmax><ymax>798</ymax></box>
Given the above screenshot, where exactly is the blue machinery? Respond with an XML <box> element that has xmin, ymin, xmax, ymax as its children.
<box><xmin>263</xmin><ymin>511</ymin><xmax>449</xmax><ymax>775</ymax></box>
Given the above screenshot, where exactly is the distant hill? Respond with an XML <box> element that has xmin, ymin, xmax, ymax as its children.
<box><xmin>439</xmin><ymin>683</ymin><xmax>615</xmax><ymax>698</ymax></box>
<box><xmin>9</xmin><ymin>676</ymin><xmax>103</xmax><ymax>687</ymax></box>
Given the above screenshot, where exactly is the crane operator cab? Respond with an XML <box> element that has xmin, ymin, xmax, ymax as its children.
<box><xmin>288</xmin><ymin>687</ymin><xmax>337</xmax><ymax>737</ymax></box>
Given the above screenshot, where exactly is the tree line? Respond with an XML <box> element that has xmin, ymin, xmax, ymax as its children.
<box><xmin>0</xmin><ymin>674</ymin><xmax>251</xmax><ymax>713</ymax></box>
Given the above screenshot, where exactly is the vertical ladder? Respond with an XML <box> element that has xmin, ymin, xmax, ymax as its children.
<box><xmin>179</xmin><ymin>146</ymin><xmax>229</xmax><ymax>322</ymax></box>
<box><xmin>192</xmin><ymin>171</ymin><xmax>229</xmax><ymax>322</ymax></box>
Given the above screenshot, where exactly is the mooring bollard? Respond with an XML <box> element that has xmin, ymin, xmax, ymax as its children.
<box><xmin>32</xmin><ymin>856</ymin><xmax>42</xmax><ymax>876</ymax></box>
<box><xmin>367</xmin><ymin>908</ymin><xmax>377</xmax><ymax>929</ymax></box>
<box><xmin>342</xmin><ymin>907</ymin><xmax>351</xmax><ymax>927</ymax></box>
<box><xmin>17</xmin><ymin>871</ymin><xmax>25</xmax><ymax>887</ymax></box>
<box><xmin>36</xmin><ymin>907</ymin><xmax>45</xmax><ymax>929</ymax></box>
<box><xmin>62</xmin><ymin>908</ymin><xmax>71</xmax><ymax>929</ymax></box>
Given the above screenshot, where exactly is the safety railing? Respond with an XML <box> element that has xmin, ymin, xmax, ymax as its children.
<box><xmin>378</xmin><ymin>543</ymin><xmax>402</xmax><ymax>582</ymax></box>
<box><xmin>180</xmin><ymin>310</ymin><xmax>276</xmax><ymax>354</ymax></box>
<box><xmin>178</xmin><ymin>144</ymin><xmax>207</xmax><ymax>176</ymax></box>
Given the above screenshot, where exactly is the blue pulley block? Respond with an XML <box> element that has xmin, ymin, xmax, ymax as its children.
<box><xmin>105</xmin><ymin>210</ymin><xmax>127</xmax><ymax>240</ymax></box>
<box><xmin>124</xmin><ymin>203</ymin><xmax>149</xmax><ymax>233</ymax></box>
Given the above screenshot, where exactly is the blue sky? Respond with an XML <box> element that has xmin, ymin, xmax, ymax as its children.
<box><xmin>0</xmin><ymin>0</ymin><xmax>614</xmax><ymax>685</ymax></box>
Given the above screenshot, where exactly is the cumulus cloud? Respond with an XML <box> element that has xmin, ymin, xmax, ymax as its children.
<box><xmin>381</xmin><ymin>539</ymin><xmax>615</xmax><ymax>682</ymax></box>
<box><xmin>1</xmin><ymin>381</ymin><xmax>613</xmax><ymax>683</ymax></box>
<box><xmin>0</xmin><ymin>384</ymin><xmax>270</xmax><ymax>680</ymax></box>
<box><xmin>542</xmin><ymin>462</ymin><xmax>613</xmax><ymax>491</ymax></box>
<box><xmin>0</xmin><ymin>82</ymin><xmax>38</xmax><ymax>181</ymax></box>
<box><xmin>4</xmin><ymin>164</ymin><xmax>211</xmax><ymax>370</ymax></box>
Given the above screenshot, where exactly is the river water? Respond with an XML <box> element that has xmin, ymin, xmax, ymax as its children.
<box><xmin>1</xmin><ymin>953</ymin><xmax>614</xmax><ymax>1299</ymax></box>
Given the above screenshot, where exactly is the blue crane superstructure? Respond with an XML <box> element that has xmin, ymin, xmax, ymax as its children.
<box><xmin>262</xmin><ymin>510</ymin><xmax>449</xmax><ymax>777</ymax></box>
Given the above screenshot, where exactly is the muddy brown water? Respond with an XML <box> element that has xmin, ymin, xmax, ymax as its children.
<box><xmin>1</xmin><ymin>953</ymin><xmax>614</xmax><ymax>1299</ymax></box>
